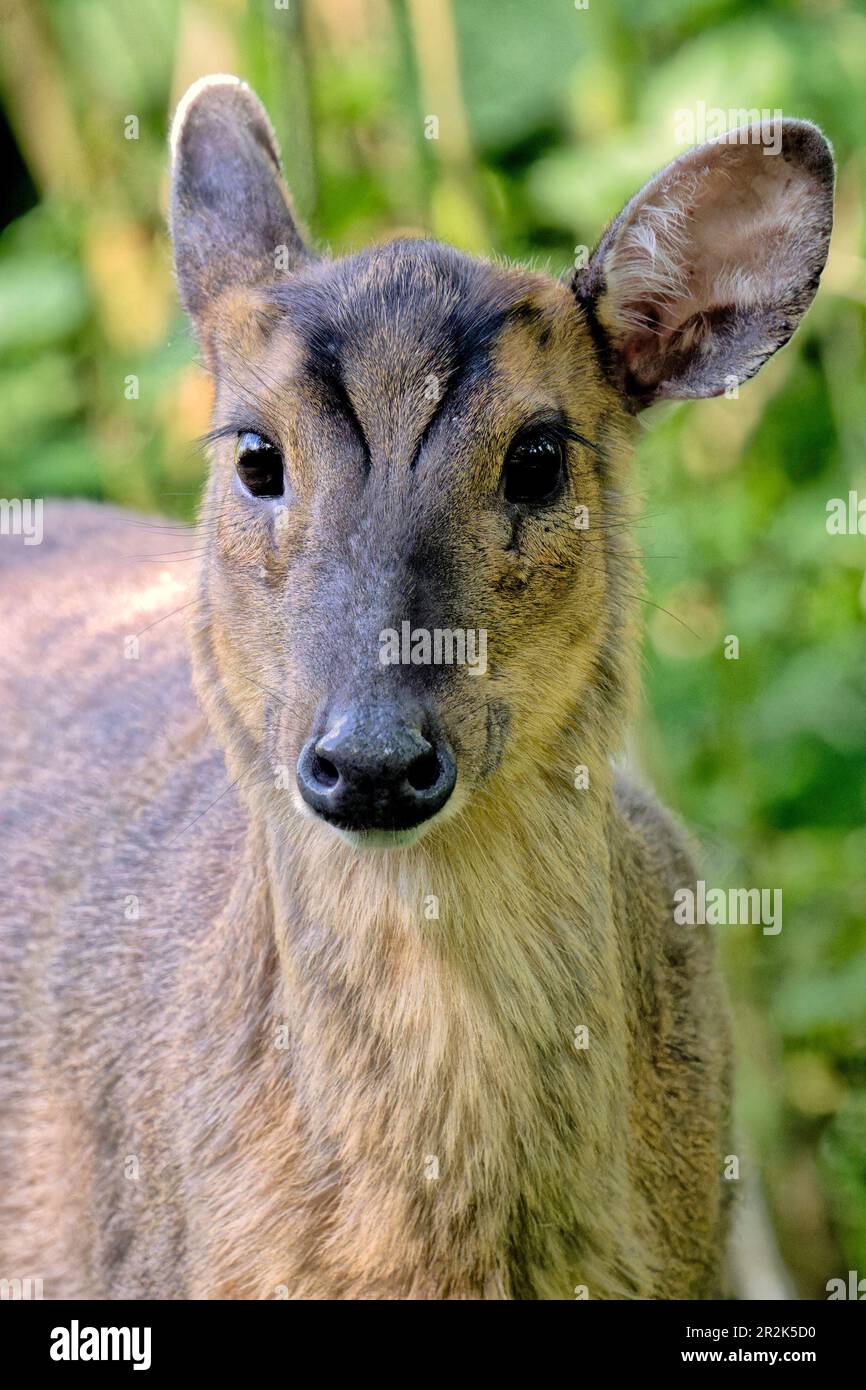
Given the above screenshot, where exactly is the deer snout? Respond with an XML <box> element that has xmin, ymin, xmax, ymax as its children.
<box><xmin>296</xmin><ymin>702</ymin><xmax>457</xmax><ymax>838</ymax></box>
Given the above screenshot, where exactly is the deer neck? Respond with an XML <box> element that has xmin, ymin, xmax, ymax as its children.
<box><xmin>243</xmin><ymin>715</ymin><xmax>638</xmax><ymax>1292</ymax></box>
<box><xmin>189</xmin><ymin>577</ymin><xmax>643</xmax><ymax>1291</ymax></box>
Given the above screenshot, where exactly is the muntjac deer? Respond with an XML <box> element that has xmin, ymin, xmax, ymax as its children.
<box><xmin>0</xmin><ymin>77</ymin><xmax>833</xmax><ymax>1299</ymax></box>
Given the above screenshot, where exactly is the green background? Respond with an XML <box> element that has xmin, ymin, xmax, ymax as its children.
<box><xmin>1</xmin><ymin>0</ymin><xmax>864</xmax><ymax>1297</ymax></box>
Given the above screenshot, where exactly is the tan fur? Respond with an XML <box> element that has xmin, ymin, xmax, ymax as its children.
<box><xmin>0</xmin><ymin>82</ymin><xmax>834</xmax><ymax>1301</ymax></box>
<box><xmin>0</xmin><ymin>368</ymin><xmax>731</xmax><ymax>1300</ymax></box>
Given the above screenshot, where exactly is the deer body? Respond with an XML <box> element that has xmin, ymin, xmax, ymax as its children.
<box><xmin>0</xmin><ymin>79</ymin><xmax>833</xmax><ymax>1300</ymax></box>
<box><xmin>0</xmin><ymin>506</ymin><xmax>729</xmax><ymax>1298</ymax></box>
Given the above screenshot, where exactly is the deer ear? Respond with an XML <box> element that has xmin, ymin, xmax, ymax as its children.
<box><xmin>169</xmin><ymin>75</ymin><xmax>310</xmax><ymax>339</ymax></box>
<box><xmin>574</xmin><ymin>121</ymin><xmax>834</xmax><ymax>409</ymax></box>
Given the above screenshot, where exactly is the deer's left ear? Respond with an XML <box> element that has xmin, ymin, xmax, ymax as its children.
<box><xmin>574</xmin><ymin>121</ymin><xmax>834</xmax><ymax>409</ymax></box>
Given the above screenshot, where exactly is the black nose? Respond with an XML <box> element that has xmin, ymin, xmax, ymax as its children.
<box><xmin>296</xmin><ymin>704</ymin><xmax>457</xmax><ymax>833</ymax></box>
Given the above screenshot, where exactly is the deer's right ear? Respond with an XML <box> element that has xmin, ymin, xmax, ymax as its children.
<box><xmin>169</xmin><ymin>75</ymin><xmax>310</xmax><ymax>344</ymax></box>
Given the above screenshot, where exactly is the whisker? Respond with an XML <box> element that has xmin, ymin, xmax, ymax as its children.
<box><xmin>163</xmin><ymin>755</ymin><xmax>265</xmax><ymax>846</ymax></box>
<box><xmin>135</xmin><ymin>597</ymin><xmax>200</xmax><ymax>638</ymax></box>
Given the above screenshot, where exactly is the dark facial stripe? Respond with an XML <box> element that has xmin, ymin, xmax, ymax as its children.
<box><xmin>409</xmin><ymin>299</ymin><xmax>576</xmax><ymax>470</ymax></box>
<box><xmin>313</xmin><ymin>353</ymin><xmax>372</xmax><ymax>473</ymax></box>
<box><xmin>409</xmin><ymin>343</ymin><xmax>500</xmax><ymax>470</ymax></box>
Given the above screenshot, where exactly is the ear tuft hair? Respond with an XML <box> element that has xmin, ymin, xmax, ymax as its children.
<box><xmin>574</xmin><ymin>121</ymin><xmax>834</xmax><ymax>408</ymax></box>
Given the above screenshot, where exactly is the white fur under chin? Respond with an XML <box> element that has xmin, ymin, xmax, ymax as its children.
<box><xmin>286</xmin><ymin>780</ymin><xmax>468</xmax><ymax>853</ymax></box>
<box><xmin>332</xmin><ymin>826</ymin><xmax>428</xmax><ymax>851</ymax></box>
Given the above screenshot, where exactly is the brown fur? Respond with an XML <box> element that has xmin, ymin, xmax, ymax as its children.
<box><xmin>0</xmin><ymin>80</ymin><xmax>833</xmax><ymax>1299</ymax></box>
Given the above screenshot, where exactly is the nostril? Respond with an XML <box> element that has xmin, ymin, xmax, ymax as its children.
<box><xmin>311</xmin><ymin>753</ymin><xmax>339</xmax><ymax>789</ymax></box>
<box><xmin>406</xmin><ymin>750</ymin><xmax>441</xmax><ymax>793</ymax></box>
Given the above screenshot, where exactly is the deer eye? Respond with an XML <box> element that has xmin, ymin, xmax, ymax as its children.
<box><xmin>236</xmin><ymin>431</ymin><xmax>284</xmax><ymax>498</ymax></box>
<box><xmin>502</xmin><ymin>431</ymin><xmax>565</xmax><ymax>505</ymax></box>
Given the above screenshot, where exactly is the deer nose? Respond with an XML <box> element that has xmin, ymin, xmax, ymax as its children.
<box><xmin>296</xmin><ymin>704</ymin><xmax>457</xmax><ymax>834</ymax></box>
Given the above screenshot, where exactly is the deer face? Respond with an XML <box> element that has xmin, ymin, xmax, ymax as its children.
<box><xmin>171</xmin><ymin>77</ymin><xmax>832</xmax><ymax>849</ymax></box>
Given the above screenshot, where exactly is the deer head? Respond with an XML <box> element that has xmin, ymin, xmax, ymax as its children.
<box><xmin>170</xmin><ymin>76</ymin><xmax>833</xmax><ymax>852</ymax></box>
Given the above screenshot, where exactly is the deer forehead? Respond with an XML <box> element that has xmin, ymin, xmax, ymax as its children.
<box><xmin>212</xmin><ymin>241</ymin><xmax>601</xmax><ymax>476</ymax></box>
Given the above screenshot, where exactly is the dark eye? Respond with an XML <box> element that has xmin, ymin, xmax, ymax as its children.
<box><xmin>502</xmin><ymin>431</ymin><xmax>565</xmax><ymax>505</ymax></box>
<box><xmin>236</xmin><ymin>431</ymin><xmax>284</xmax><ymax>498</ymax></box>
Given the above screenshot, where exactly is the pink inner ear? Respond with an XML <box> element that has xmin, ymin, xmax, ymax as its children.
<box><xmin>592</xmin><ymin>125</ymin><xmax>833</xmax><ymax>403</ymax></box>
